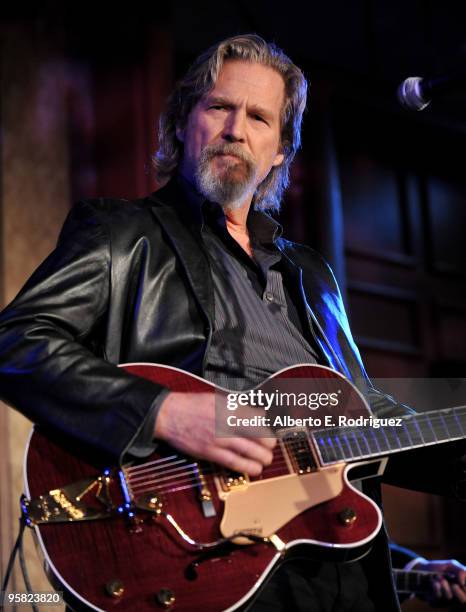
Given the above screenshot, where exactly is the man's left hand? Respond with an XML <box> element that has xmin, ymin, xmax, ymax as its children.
<box><xmin>414</xmin><ymin>559</ymin><xmax>466</xmax><ymax>607</ymax></box>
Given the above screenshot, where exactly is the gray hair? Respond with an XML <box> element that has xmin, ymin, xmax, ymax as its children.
<box><xmin>153</xmin><ymin>34</ymin><xmax>308</xmax><ymax>211</ymax></box>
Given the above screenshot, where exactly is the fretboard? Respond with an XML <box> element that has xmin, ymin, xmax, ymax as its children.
<box><xmin>393</xmin><ymin>568</ymin><xmax>435</xmax><ymax>595</ymax></box>
<box><xmin>312</xmin><ymin>406</ymin><xmax>466</xmax><ymax>465</ymax></box>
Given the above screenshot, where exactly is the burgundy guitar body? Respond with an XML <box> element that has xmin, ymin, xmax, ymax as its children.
<box><xmin>24</xmin><ymin>364</ymin><xmax>383</xmax><ymax>611</ymax></box>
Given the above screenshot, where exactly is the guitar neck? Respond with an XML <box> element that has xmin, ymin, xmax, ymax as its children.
<box><xmin>393</xmin><ymin>568</ymin><xmax>436</xmax><ymax>595</ymax></box>
<box><xmin>312</xmin><ymin>405</ymin><xmax>466</xmax><ymax>465</ymax></box>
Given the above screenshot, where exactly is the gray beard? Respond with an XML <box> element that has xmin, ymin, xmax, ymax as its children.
<box><xmin>195</xmin><ymin>143</ymin><xmax>257</xmax><ymax>210</ymax></box>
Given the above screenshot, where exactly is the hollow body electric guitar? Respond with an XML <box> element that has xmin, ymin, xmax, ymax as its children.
<box><xmin>23</xmin><ymin>364</ymin><xmax>466</xmax><ymax>611</ymax></box>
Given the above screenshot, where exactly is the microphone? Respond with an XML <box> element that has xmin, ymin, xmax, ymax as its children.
<box><xmin>397</xmin><ymin>72</ymin><xmax>466</xmax><ymax>111</ymax></box>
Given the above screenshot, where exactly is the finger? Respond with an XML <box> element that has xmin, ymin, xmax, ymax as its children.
<box><xmin>452</xmin><ymin>583</ymin><xmax>466</xmax><ymax>604</ymax></box>
<box><xmin>223</xmin><ymin>437</ymin><xmax>274</xmax><ymax>467</ymax></box>
<box><xmin>209</xmin><ymin>446</ymin><xmax>264</xmax><ymax>476</ymax></box>
<box><xmin>439</xmin><ymin>578</ymin><xmax>453</xmax><ymax>600</ymax></box>
<box><xmin>218</xmin><ymin>416</ymin><xmax>274</xmax><ymax>439</ymax></box>
<box><xmin>431</xmin><ymin>577</ymin><xmax>442</xmax><ymax>600</ymax></box>
<box><xmin>257</xmin><ymin>436</ymin><xmax>278</xmax><ymax>450</ymax></box>
<box><xmin>459</xmin><ymin>570</ymin><xmax>466</xmax><ymax>588</ymax></box>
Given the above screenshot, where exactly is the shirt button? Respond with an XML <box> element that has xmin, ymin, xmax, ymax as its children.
<box><xmin>265</xmin><ymin>292</ymin><xmax>274</xmax><ymax>302</ymax></box>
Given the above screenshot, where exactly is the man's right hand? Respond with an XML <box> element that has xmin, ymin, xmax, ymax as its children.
<box><xmin>154</xmin><ymin>391</ymin><xmax>276</xmax><ymax>477</ymax></box>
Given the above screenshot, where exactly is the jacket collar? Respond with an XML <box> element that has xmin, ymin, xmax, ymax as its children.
<box><xmin>157</xmin><ymin>175</ymin><xmax>284</xmax><ymax>245</ymax></box>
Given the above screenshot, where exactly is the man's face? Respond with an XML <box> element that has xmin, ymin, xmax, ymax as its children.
<box><xmin>177</xmin><ymin>60</ymin><xmax>285</xmax><ymax>208</ymax></box>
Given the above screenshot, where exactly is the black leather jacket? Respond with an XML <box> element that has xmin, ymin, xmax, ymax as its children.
<box><xmin>0</xmin><ymin>179</ymin><xmax>409</xmax><ymax>465</ymax></box>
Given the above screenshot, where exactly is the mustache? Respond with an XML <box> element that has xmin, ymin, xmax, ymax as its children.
<box><xmin>201</xmin><ymin>143</ymin><xmax>255</xmax><ymax>166</ymax></box>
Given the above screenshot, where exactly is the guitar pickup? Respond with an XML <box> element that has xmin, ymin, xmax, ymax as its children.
<box><xmin>281</xmin><ymin>430</ymin><xmax>317</xmax><ymax>475</ymax></box>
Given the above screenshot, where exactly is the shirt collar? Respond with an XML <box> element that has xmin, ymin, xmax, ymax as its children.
<box><xmin>176</xmin><ymin>174</ymin><xmax>283</xmax><ymax>247</ymax></box>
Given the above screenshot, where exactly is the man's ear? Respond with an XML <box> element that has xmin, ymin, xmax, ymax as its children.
<box><xmin>176</xmin><ymin>125</ymin><xmax>185</xmax><ymax>143</ymax></box>
<box><xmin>272</xmin><ymin>151</ymin><xmax>285</xmax><ymax>167</ymax></box>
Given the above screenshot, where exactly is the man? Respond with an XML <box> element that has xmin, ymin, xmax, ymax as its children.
<box><xmin>0</xmin><ymin>34</ymin><xmax>464</xmax><ymax>610</ymax></box>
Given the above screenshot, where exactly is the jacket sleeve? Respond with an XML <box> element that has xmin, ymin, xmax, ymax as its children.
<box><xmin>390</xmin><ymin>542</ymin><xmax>425</xmax><ymax>568</ymax></box>
<box><xmin>0</xmin><ymin>200</ymin><xmax>163</xmax><ymax>466</ymax></box>
<box><xmin>297</xmin><ymin>245</ymin><xmax>466</xmax><ymax>495</ymax></box>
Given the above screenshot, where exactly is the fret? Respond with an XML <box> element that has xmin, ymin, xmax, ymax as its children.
<box><xmin>331</xmin><ymin>431</ymin><xmax>354</xmax><ymax>459</ymax></box>
<box><xmin>397</xmin><ymin>421</ymin><xmax>414</xmax><ymax>448</ymax></box>
<box><xmin>343</xmin><ymin>431</ymin><xmax>361</xmax><ymax>458</ymax></box>
<box><xmin>367</xmin><ymin>428</ymin><xmax>383</xmax><ymax>454</ymax></box>
<box><xmin>430</xmin><ymin>410</ymin><xmax>465</xmax><ymax>441</ymax></box>
<box><xmin>403</xmin><ymin>418</ymin><xmax>424</xmax><ymax>446</ymax></box>
<box><xmin>320</xmin><ymin>435</ymin><xmax>340</xmax><ymax>463</ymax></box>
<box><xmin>374</xmin><ymin>426</ymin><xmax>391</xmax><ymax>453</ymax></box>
<box><xmin>440</xmin><ymin>411</ymin><xmax>464</xmax><ymax>438</ymax></box>
<box><xmin>334</xmin><ymin>431</ymin><xmax>355</xmax><ymax>460</ymax></box>
<box><xmin>327</xmin><ymin>431</ymin><xmax>350</xmax><ymax>462</ymax></box>
<box><xmin>437</xmin><ymin>413</ymin><xmax>452</xmax><ymax>440</ymax></box>
<box><xmin>380</xmin><ymin>425</ymin><xmax>402</xmax><ymax>451</ymax></box>
<box><xmin>416</xmin><ymin>417</ymin><xmax>437</xmax><ymax>444</ymax></box>
<box><xmin>353</xmin><ymin>429</ymin><xmax>372</xmax><ymax>456</ymax></box>
<box><xmin>332</xmin><ymin>433</ymin><xmax>348</xmax><ymax>461</ymax></box>
<box><xmin>316</xmin><ymin>433</ymin><xmax>345</xmax><ymax>464</ymax></box>
<box><xmin>316</xmin><ymin>431</ymin><xmax>351</xmax><ymax>463</ymax></box>
<box><xmin>316</xmin><ymin>435</ymin><xmax>330</xmax><ymax>464</ymax></box>
<box><xmin>453</xmin><ymin>410</ymin><xmax>466</xmax><ymax>437</ymax></box>
<box><xmin>425</xmin><ymin>414</ymin><xmax>440</xmax><ymax>441</ymax></box>
<box><xmin>411</xmin><ymin>417</ymin><xmax>427</xmax><ymax>445</ymax></box>
<box><xmin>349</xmin><ymin>429</ymin><xmax>365</xmax><ymax>458</ymax></box>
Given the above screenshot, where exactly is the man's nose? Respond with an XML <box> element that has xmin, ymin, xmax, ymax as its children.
<box><xmin>222</xmin><ymin>110</ymin><xmax>246</xmax><ymax>143</ymax></box>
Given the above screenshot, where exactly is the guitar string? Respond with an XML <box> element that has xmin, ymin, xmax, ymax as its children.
<box><xmin>124</xmin><ymin>448</ymin><xmax>287</xmax><ymax>476</ymax></box>
<box><xmin>125</xmin><ymin>445</ymin><xmax>288</xmax><ymax>476</ymax></box>
<box><xmin>128</xmin><ymin>461</ymin><xmax>201</xmax><ymax>483</ymax></box>
<box><xmin>129</xmin><ymin>462</ymin><xmax>300</xmax><ymax>495</ymax></box>
<box><xmin>125</xmin><ymin>428</ymin><xmax>466</xmax><ymax>493</ymax></box>
<box><xmin>318</xmin><ymin>410</ymin><xmax>466</xmax><ymax>456</ymax></box>
<box><xmin>125</xmin><ymin>446</ymin><xmax>288</xmax><ymax>478</ymax></box>
<box><xmin>125</xmin><ymin>419</ymin><xmax>457</xmax><ymax>497</ymax></box>
<box><xmin>126</xmin><ymin>445</ymin><xmax>291</xmax><ymax>486</ymax></box>
<box><xmin>127</xmin><ymin>463</ymin><xmax>290</xmax><ymax>486</ymax></box>
<box><xmin>315</xmin><ymin>419</ymin><xmax>466</xmax><ymax>465</ymax></box>
<box><xmin>128</xmin><ymin>465</ymin><xmax>290</xmax><ymax>494</ymax></box>
<box><xmin>124</xmin><ymin>410</ymin><xmax>465</xmax><ymax>481</ymax></box>
<box><xmin>125</xmin><ymin>409</ymin><xmax>464</xmax><ymax>484</ymax></box>
<box><xmin>126</xmin><ymin>458</ymin><xmax>291</xmax><ymax>490</ymax></box>
<box><xmin>127</xmin><ymin>470</ymin><xmax>292</xmax><ymax>490</ymax></box>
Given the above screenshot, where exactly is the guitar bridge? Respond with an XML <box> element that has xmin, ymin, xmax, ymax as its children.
<box><xmin>218</xmin><ymin>470</ymin><xmax>249</xmax><ymax>492</ymax></box>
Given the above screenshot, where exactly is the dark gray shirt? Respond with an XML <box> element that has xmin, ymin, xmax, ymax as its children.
<box><xmin>201</xmin><ymin>203</ymin><xmax>318</xmax><ymax>390</ymax></box>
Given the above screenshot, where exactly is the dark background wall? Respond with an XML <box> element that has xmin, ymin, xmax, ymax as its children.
<box><xmin>1</xmin><ymin>2</ymin><xmax>466</xmax><ymax>609</ymax></box>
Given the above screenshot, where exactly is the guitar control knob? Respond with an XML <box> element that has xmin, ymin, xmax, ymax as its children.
<box><xmin>338</xmin><ymin>507</ymin><xmax>357</xmax><ymax>526</ymax></box>
<box><xmin>105</xmin><ymin>579</ymin><xmax>125</xmax><ymax>598</ymax></box>
<box><xmin>156</xmin><ymin>588</ymin><xmax>176</xmax><ymax>608</ymax></box>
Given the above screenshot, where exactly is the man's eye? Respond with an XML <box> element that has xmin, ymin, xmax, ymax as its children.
<box><xmin>253</xmin><ymin>114</ymin><xmax>267</xmax><ymax>124</ymax></box>
<box><xmin>210</xmin><ymin>105</ymin><xmax>225</xmax><ymax>110</ymax></box>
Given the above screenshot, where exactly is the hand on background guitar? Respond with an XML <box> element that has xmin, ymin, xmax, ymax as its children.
<box><xmin>154</xmin><ymin>391</ymin><xmax>277</xmax><ymax>476</ymax></box>
<box><xmin>414</xmin><ymin>559</ymin><xmax>466</xmax><ymax>608</ymax></box>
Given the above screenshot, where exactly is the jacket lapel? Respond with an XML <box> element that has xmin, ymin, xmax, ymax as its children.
<box><xmin>148</xmin><ymin>183</ymin><xmax>214</xmax><ymax>327</ymax></box>
<box><xmin>277</xmin><ymin>242</ymin><xmax>343</xmax><ymax>373</ymax></box>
